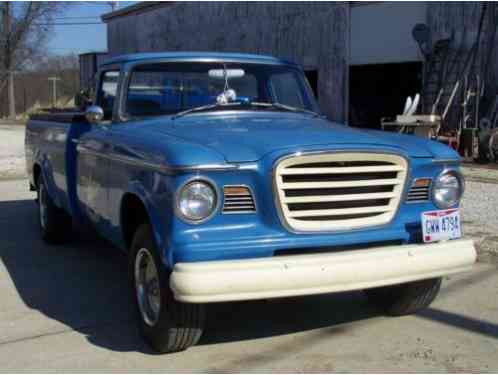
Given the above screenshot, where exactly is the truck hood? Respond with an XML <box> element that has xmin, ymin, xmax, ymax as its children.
<box><xmin>141</xmin><ymin>112</ymin><xmax>458</xmax><ymax>162</ymax></box>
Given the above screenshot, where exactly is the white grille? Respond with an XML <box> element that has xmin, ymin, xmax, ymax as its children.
<box><xmin>274</xmin><ymin>152</ymin><xmax>408</xmax><ymax>232</ymax></box>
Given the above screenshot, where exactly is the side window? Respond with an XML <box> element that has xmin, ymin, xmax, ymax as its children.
<box><xmin>270</xmin><ymin>72</ymin><xmax>305</xmax><ymax>108</ymax></box>
<box><xmin>97</xmin><ymin>71</ymin><xmax>119</xmax><ymax>120</ymax></box>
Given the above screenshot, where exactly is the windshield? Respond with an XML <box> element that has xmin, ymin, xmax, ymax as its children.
<box><xmin>124</xmin><ymin>62</ymin><xmax>320</xmax><ymax>118</ymax></box>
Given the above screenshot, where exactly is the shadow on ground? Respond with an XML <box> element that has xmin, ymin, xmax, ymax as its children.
<box><xmin>0</xmin><ymin>198</ymin><xmax>381</xmax><ymax>354</ymax></box>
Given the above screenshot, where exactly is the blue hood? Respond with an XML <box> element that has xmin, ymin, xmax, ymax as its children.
<box><xmin>140</xmin><ymin>112</ymin><xmax>459</xmax><ymax>163</ymax></box>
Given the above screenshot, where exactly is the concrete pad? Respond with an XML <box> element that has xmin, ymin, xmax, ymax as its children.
<box><xmin>0</xmin><ymin>179</ymin><xmax>497</xmax><ymax>372</ymax></box>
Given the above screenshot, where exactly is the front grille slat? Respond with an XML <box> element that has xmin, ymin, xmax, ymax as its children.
<box><xmin>274</xmin><ymin>153</ymin><xmax>408</xmax><ymax>232</ymax></box>
<box><xmin>280</xmin><ymin>165</ymin><xmax>405</xmax><ymax>175</ymax></box>
<box><xmin>283</xmin><ymin>192</ymin><xmax>397</xmax><ymax>204</ymax></box>
<box><xmin>287</xmin><ymin>160</ymin><xmax>394</xmax><ymax>168</ymax></box>
<box><xmin>288</xmin><ymin>198</ymin><xmax>391</xmax><ymax>211</ymax></box>
<box><xmin>280</xmin><ymin>178</ymin><xmax>404</xmax><ymax>189</ymax></box>
<box><xmin>289</xmin><ymin>205</ymin><xmax>391</xmax><ymax>218</ymax></box>
<box><xmin>222</xmin><ymin>186</ymin><xmax>256</xmax><ymax>214</ymax></box>
<box><xmin>284</xmin><ymin>185</ymin><xmax>394</xmax><ymax>197</ymax></box>
<box><xmin>297</xmin><ymin>213</ymin><xmax>383</xmax><ymax>221</ymax></box>
<box><xmin>282</xmin><ymin>171</ymin><xmax>398</xmax><ymax>183</ymax></box>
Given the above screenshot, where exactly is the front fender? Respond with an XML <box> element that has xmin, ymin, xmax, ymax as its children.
<box><xmin>122</xmin><ymin>179</ymin><xmax>174</xmax><ymax>268</ymax></box>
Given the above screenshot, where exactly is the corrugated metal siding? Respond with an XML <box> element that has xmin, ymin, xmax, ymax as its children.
<box><xmin>104</xmin><ymin>2</ymin><xmax>350</xmax><ymax>123</ymax></box>
<box><xmin>79</xmin><ymin>53</ymin><xmax>110</xmax><ymax>92</ymax></box>
<box><xmin>427</xmin><ymin>2</ymin><xmax>498</xmax><ymax>127</ymax></box>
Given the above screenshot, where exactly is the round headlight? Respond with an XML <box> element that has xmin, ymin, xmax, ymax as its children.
<box><xmin>176</xmin><ymin>180</ymin><xmax>217</xmax><ymax>223</ymax></box>
<box><xmin>432</xmin><ymin>170</ymin><xmax>464</xmax><ymax>209</ymax></box>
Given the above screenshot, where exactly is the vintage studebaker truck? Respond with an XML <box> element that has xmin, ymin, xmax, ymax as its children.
<box><xmin>26</xmin><ymin>52</ymin><xmax>476</xmax><ymax>353</ymax></box>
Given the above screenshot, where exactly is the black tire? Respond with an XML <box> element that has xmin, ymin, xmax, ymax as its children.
<box><xmin>37</xmin><ymin>176</ymin><xmax>72</xmax><ymax>243</ymax></box>
<box><xmin>365</xmin><ymin>278</ymin><xmax>442</xmax><ymax>316</ymax></box>
<box><xmin>129</xmin><ymin>224</ymin><xmax>205</xmax><ymax>353</ymax></box>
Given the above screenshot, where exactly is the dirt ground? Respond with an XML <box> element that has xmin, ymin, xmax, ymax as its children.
<box><xmin>0</xmin><ymin>124</ymin><xmax>27</xmax><ymax>181</ymax></box>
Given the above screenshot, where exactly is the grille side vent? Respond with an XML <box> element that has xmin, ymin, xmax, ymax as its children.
<box><xmin>406</xmin><ymin>178</ymin><xmax>431</xmax><ymax>202</ymax></box>
<box><xmin>222</xmin><ymin>186</ymin><xmax>256</xmax><ymax>214</ymax></box>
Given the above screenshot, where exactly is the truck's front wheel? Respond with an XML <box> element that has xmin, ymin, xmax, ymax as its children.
<box><xmin>37</xmin><ymin>177</ymin><xmax>72</xmax><ymax>243</ymax></box>
<box><xmin>365</xmin><ymin>278</ymin><xmax>442</xmax><ymax>316</ymax></box>
<box><xmin>129</xmin><ymin>224</ymin><xmax>205</xmax><ymax>353</ymax></box>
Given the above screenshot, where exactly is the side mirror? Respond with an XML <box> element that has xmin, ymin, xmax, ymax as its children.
<box><xmin>75</xmin><ymin>90</ymin><xmax>92</xmax><ymax>111</ymax></box>
<box><xmin>85</xmin><ymin>105</ymin><xmax>104</xmax><ymax>124</ymax></box>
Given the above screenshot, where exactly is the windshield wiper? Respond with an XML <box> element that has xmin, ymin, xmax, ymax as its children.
<box><xmin>172</xmin><ymin>102</ymin><xmax>242</xmax><ymax>120</ymax></box>
<box><xmin>172</xmin><ymin>100</ymin><xmax>322</xmax><ymax>120</ymax></box>
<box><xmin>249</xmin><ymin>102</ymin><xmax>322</xmax><ymax>117</ymax></box>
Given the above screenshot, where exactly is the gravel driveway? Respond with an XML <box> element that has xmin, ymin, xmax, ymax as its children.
<box><xmin>0</xmin><ymin>125</ymin><xmax>26</xmax><ymax>180</ymax></box>
<box><xmin>1</xmin><ymin>126</ymin><xmax>498</xmax><ymax>370</ymax></box>
<box><xmin>0</xmin><ymin>180</ymin><xmax>497</xmax><ymax>371</ymax></box>
<box><xmin>461</xmin><ymin>180</ymin><xmax>498</xmax><ymax>260</ymax></box>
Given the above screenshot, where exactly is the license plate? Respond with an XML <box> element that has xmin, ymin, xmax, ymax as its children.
<box><xmin>422</xmin><ymin>209</ymin><xmax>461</xmax><ymax>243</ymax></box>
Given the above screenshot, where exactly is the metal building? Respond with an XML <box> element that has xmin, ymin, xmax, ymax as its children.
<box><xmin>101</xmin><ymin>2</ymin><xmax>349</xmax><ymax>123</ymax></box>
<box><xmin>79</xmin><ymin>51</ymin><xmax>110</xmax><ymax>92</ymax></box>
<box><xmin>94</xmin><ymin>2</ymin><xmax>498</xmax><ymax>130</ymax></box>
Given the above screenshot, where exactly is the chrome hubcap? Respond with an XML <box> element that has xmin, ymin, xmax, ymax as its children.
<box><xmin>39</xmin><ymin>184</ymin><xmax>48</xmax><ymax>230</ymax></box>
<box><xmin>135</xmin><ymin>248</ymin><xmax>161</xmax><ymax>326</ymax></box>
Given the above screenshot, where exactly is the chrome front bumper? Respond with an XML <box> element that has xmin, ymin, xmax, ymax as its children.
<box><xmin>170</xmin><ymin>239</ymin><xmax>476</xmax><ymax>303</ymax></box>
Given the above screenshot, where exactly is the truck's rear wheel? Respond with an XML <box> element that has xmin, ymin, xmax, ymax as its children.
<box><xmin>365</xmin><ymin>278</ymin><xmax>441</xmax><ymax>316</ymax></box>
<box><xmin>37</xmin><ymin>177</ymin><xmax>72</xmax><ymax>243</ymax></box>
<box><xmin>129</xmin><ymin>224</ymin><xmax>205</xmax><ymax>353</ymax></box>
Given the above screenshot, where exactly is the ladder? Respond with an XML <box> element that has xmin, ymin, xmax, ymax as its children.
<box><xmin>422</xmin><ymin>34</ymin><xmax>468</xmax><ymax>132</ymax></box>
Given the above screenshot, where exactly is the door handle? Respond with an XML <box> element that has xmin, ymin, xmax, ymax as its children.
<box><xmin>71</xmin><ymin>139</ymin><xmax>82</xmax><ymax>145</ymax></box>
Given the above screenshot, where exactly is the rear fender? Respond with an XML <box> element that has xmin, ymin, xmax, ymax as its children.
<box><xmin>38</xmin><ymin>156</ymin><xmax>62</xmax><ymax>209</ymax></box>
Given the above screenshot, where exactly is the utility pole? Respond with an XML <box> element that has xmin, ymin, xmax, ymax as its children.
<box><xmin>3</xmin><ymin>2</ymin><xmax>16</xmax><ymax>119</ymax></box>
<box><xmin>48</xmin><ymin>77</ymin><xmax>61</xmax><ymax>108</ymax></box>
<box><xmin>108</xmin><ymin>1</ymin><xmax>119</xmax><ymax>11</ymax></box>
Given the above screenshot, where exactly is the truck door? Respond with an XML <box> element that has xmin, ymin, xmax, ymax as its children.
<box><xmin>74</xmin><ymin>69</ymin><xmax>119</xmax><ymax>231</ymax></box>
<box><xmin>44</xmin><ymin>120</ymin><xmax>72</xmax><ymax>212</ymax></box>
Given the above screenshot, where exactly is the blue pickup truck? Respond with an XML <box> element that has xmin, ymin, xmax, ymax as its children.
<box><xmin>26</xmin><ymin>52</ymin><xmax>476</xmax><ymax>353</ymax></box>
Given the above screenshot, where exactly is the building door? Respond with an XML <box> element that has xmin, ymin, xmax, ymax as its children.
<box><xmin>305</xmin><ymin>70</ymin><xmax>318</xmax><ymax>99</ymax></box>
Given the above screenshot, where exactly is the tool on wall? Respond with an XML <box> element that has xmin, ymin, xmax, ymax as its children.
<box><xmin>413</xmin><ymin>3</ymin><xmax>498</xmax><ymax>162</ymax></box>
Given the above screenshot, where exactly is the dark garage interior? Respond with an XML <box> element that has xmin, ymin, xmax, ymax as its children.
<box><xmin>349</xmin><ymin>62</ymin><xmax>423</xmax><ymax>128</ymax></box>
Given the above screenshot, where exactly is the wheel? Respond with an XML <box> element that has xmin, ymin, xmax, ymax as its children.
<box><xmin>129</xmin><ymin>224</ymin><xmax>205</xmax><ymax>353</ymax></box>
<box><xmin>37</xmin><ymin>176</ymin><xmax>72</xmax><ymax>243</ymax></box>
<box><xmin>364</xmin><ymin>278</ymin><xmax>441</xmax><ymax>316</ymax></box>
<box><xmin>489</xmin><ymin>129</ymin><xmax>498</xmax><ymax>162</ymax></box>
<box><xmin>476</xmin><ymin>129</ymin><xmax>491</xmax><ymax>163</ymax></box>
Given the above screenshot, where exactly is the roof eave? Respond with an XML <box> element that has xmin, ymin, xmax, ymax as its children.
<box><xmin>101</xmin><ymin>1</ymin><xmax>173</xmax><ymax>22</ymax></box>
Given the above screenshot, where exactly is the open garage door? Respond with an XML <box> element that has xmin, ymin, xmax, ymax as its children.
<box><xmin>349</xmin><ymin>62</ymin><xmax>422</xmax><ymax>129</ymax></box>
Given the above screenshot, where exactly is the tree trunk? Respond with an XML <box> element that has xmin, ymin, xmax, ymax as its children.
<box><xmin>3</xmin><ymin>2</ymin><xmax>16</xmax><ymax>119</ymax></box>
<box><xmin>8</xmin><ymin>71</ymin><xmax>15</xmax><ymax>119</ymax></box>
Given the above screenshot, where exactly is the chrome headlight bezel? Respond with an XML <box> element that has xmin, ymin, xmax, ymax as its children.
<box><xmin>431</xmin><ymin>169</ymin><xmax>464</xmax><ymax>209</ymax></box>
<box><xmin>175</xmin><ymin>178</ymin><xmax>219</xmax><ymax>224</ymax></box>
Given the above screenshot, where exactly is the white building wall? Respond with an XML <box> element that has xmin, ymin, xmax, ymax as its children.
<box><xmin>351</xmin><ymin>2</ymin><xmax>427</xmax><ymax>65</ymax></box>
